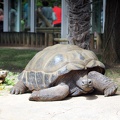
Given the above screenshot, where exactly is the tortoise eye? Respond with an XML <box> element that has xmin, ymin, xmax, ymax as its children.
<box><xmin>89</xmin><ymin>81</ymin><xmax>91</xmax><ymax>84</ymax></box>
<box><xmin>88</xmin><ymin>80</ymin><xmax>92</xmax><ymax>85</ymax></box>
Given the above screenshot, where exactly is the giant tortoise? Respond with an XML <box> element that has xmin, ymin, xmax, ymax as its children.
<box><xmin>10</xmin><ymin>44</ymin><xmax>118</xmax><ymax>101</ymax></box>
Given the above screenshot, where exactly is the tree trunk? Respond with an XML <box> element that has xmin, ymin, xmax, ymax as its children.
<box><xmin>66</xmin><ymin>0</ymin><xmax>91</xmax><ymax>49</ymax></box>
<box><xmin>103</xmin><ymin>0</ymin><xmax>120</xmax><ymax>65</ymax></box>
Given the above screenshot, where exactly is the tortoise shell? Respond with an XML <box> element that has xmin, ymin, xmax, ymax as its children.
<box><xmin>18</xmin><ymin>44</ymin><xmax>105</xmax><ymax>90</ymax></box>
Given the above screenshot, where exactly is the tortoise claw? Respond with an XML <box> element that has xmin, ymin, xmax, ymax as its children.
<box><xmin>10</xmin><ymin>87</ymin><xmax>21</xmax><ymax>95</ymax></box>
<box><xmin>104</xmin><ymin>84</ymin><xmax>118</xmax><ymax>97</ymax></box>
<box><xmin>10</xmin><ymin>81</ymin><xmax>27</xmax><ymax>95</ymax></box>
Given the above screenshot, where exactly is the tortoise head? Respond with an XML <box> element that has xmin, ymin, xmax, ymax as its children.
<box><xmin>0</xmin><ymin>70</ymin><xmax>8</xmax><ymax>84</ymax></box>
<box><xmin>76</xmin><ymin>75</ymin><xmax>94</xmax><ymax>92</ymax></box>
<box><xmin>0</xmin><ymin>70</ymin><xmax>8</xmax><ymax>78</ymax></box>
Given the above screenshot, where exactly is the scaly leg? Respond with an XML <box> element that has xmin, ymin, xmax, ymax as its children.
<box><xmin>10</xmin><ymin>81</ymin><xmax>28</xmax><ymax>94</ymax></box>
<box><xmin>29</xmin><ymin>83</ymin><xmax>69</xmax><ymax>101</ymax></box>
<box><xmin>88</xmin><ymin>71</ymin><xmax>118</xmax><ymax>96</ymax></box>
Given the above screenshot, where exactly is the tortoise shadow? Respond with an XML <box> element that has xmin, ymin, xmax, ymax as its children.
<box><xmin>64</xmin><ymin>91</ymin><xmax>99</xmax><ymax>101</ymax></box>
<box><xmin>84</xmin><ymin>91</ymin><xmax>99</xmax><ymax>100</ymax></box>
<box><xmin>66</xmin><ymin>95</ymin><xmax>98</xmax><ymax>101</ymax></box>
<box><xmin>64</xmin><ymin>90</ymin><xmax>119</xmax><ymax>101</ymax></box>
<box><xmin>84</xmin><ymin>94</ymin><xmax>98</xmax><ymax>100</ymax></box>
<box><xmin>84</xmin><ymin>91</ymin><xmax>120</xmax><ymax>100</ymax></box>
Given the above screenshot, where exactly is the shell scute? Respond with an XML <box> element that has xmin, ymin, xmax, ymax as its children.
<box><xmin>27</xmin><ymin>71</ymin><xmax>37</xmax><ymax>90</ymax></box>
<box><xmin>44</xmin><ymin>54</ymin><xmax>66</xmax><ymax>73</ymax></box>
<box><xmin>44</xmin><ymin>74</ymin><xmax>51</xmax><ymax>87</ymax></box>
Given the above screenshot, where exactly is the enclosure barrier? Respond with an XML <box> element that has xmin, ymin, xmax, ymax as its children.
<box><xmin>0</xmin><ymin>27</ymin><xmax>61</xmax><ymax>48</ymax></box>
<box><xmin>0</xmin><ymin>27</ymin><xmax>101</xmax><ymax>51</ymax></box>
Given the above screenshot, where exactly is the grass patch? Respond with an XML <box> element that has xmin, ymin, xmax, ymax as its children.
<box><xmin>105</xmin><ymin>68</ymin><xmax>120</xmax><ymax>91</ymax></box>
<box><xmin>0</xmin><ymin>48</ymin><xmax>39</xmax><ymax>72</ymax></box>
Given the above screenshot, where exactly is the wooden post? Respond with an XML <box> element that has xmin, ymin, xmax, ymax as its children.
<box><xmin>90</xmin><ymin>34</ymin><xmax>94</xmax><ymax>50</ymax></box>
<box><xmin>48</xmin><ymin>34</ymin><xmax>53</xmax><ymax>46</ymax></box>
<box><xmin>44</xmin><ymin>33</ymin><xmax>48</xmax><ymax>47</ymax></box>
<box><xmin>31</xmin><ymin>33</ymin><xmax>34</xmax><ymax>47</ymax></box>
<box><xmin>27</xmin><ymin>33</ymin><xmax>30</xmax><ymax>46</ymax></box>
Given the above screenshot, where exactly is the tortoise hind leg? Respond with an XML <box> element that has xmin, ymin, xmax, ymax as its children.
<box><xmin>10</xmin><ymin>81</ymin><xmax>28</xmax><ymax>95</ymax></box>
<box><xmin>88</xmin><ymin>71</ymin><xmax>118</xmax><ymax>96</ymax></box>
<box><xmin>29</xmin><ymin>83</ymin><xmax>69</xmax><ymax>101</ymax></box>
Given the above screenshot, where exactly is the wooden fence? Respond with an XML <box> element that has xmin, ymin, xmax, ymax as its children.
<box><xmin>0</xmin><ymin>27</ymin><xmax>61</xmax><ymax>48</ymax></box>
<box><xmin>0</xmin><ymin>27</ymin><xmax>102</xmax><ymax>52</ymax></box>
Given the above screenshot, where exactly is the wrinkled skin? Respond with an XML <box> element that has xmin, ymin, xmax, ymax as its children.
<box><xmin>88</xmin><ymin>71</ymin><xmax>118</xmax><ymax>97</ymax></box>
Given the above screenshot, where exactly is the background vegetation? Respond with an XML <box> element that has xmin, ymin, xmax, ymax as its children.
<box><xmin>22</xmin><ymin>0</ymin><xmax>61</xmax><ymax>7</ymax></box>
<box><xmin>0</xmin><ymin>48</ymin><xmax>38</xmax><ymax>72</ymax></box>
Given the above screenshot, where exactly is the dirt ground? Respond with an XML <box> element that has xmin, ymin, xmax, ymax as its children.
<box><xmin>0</xmin><ymin>93</ymin><xmax>120</xmax><ymax>120</ymax></box>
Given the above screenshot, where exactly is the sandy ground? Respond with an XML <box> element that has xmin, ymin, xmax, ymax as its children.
<box><xmin>0</xmin><ymin>90</ymin><xmax>120</xmax><ymax>120</ymax></box>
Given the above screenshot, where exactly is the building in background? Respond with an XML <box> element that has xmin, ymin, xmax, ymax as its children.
<box><xmin>1</xmin><ymin>0</ymin><xmax>105</xmax><ymax>34</ymax></box>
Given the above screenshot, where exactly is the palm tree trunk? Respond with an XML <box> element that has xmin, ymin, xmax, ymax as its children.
<box><xmin>66</xmin><ymin>0</ymin><xmax>91</xmax><ymax>49</ymax></box>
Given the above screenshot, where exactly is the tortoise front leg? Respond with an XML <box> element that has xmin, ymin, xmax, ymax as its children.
<box><xmin>10</xmin><ymin>81</ymin><xmax>28</xmax><ymax>94</ymax></box>
<box><xmin>29</xmin><ymin>83</ymin><xmax>69</xmax><ymax>101</ymax></box>
<box><xmin>88</xmin><ymin>71</ymin><xmax>118</xmax><ymax>96</ymax></box>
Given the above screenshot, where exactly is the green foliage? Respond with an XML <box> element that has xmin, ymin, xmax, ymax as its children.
<box><xmin>36</xmin><ymin>1</ymin><xmax>42</xmax><ymax>7</ymax></box>
<box><xmin>36</xmin><ymin>0</ymin><xmax>61</xmax><ymax>7</ymax></box>
<box><xmin>22</xmin><ymin>0</ymin><xmax>61</xmax><ymax>7</ymax></box>
<box><xmin>0</xmin><ymin>71</ymin><xmax>19</xmax><ymax>91</ymax></box>
<box><xmin>4</xmin><ymin>78</ymin><xmax>15</xmax><ymax>86</ymax></box>
<box><xmin>0</xmin><ymin>84</ymin><xmax>5</xmax><ymax>90</ymax></box>
<box><xmin>4</xmin><ymin>72</ymin><xmax>19</xmax><ymax>86</ymax></box>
